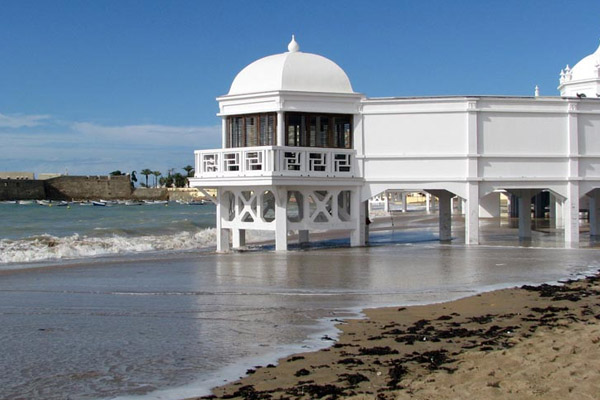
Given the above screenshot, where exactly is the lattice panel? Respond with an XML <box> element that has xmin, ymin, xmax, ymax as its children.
<box><xmin>223</xmin><ymin>152</ymin><xmax>240</xmax><ymax>172</ymax></box>
<box><xmin>334</xmin><ymin>153</ymin><xmax>351</xmax><ymax>173</ymax></box>
<box><xmin>308</xmin><ymin>152</ymin><xmax>327</xmax><ymax>172</ymax></box>
<box><xmin>202</xmin><ymin>154</ymin><xmax>219</xmax><ymax>172</ymax></box>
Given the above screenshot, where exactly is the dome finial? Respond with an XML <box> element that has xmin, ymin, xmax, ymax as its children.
<box><xmin>288</xmin><ymin>34</ymin><xmax>300</xmax><ymax>53</ymax></box>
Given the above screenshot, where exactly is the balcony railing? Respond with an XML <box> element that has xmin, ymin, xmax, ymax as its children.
<box><xmin>194</xmin><ymin>146</ymin><xmax>356</xmax><ymax>179</ymax></box>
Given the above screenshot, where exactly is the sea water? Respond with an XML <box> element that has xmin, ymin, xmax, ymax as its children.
<box><xmin>1</xmin><ymin>203</ymin><xmax>600</xmax><ymax>400</ymax></box>
<box><xmin>0</xmin><ymin>202</ymin><xmax>218</xmax><ymax>265</ymax></box>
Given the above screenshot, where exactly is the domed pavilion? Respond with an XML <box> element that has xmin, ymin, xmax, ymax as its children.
<box><xmin>191</xmin><ymin>36</ymin><xmax>600</xmax><ymax>251</ymax></box>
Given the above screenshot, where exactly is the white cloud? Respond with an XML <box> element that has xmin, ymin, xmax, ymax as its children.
<box><xmin>71</xmin><ymin>122</ymin><xmax>220</xmax><ymax>145</ymax></box>
<box><xmin>0</xmin><ymin>113</ymin><xmax>52</xmax><ymax>128</ymax></box>
<box><xmin>0</xmin><ymin>118</ymin><xmax>221</xmax><ymax>176</ymax></box>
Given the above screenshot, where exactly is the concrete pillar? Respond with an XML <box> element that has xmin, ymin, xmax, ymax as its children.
<box><xmin>383</xmin><ymin>190</ymin><xmax>389</xmax><ymax>213</ymax></box>
<box><xmin>517</xmin><ymin>190</ymin><xmax>532</xmax><ymax>239</ymax></box>
<box><xmin>232</xmin><ymin>229</ymin><xmax>246</xmax><ymax>248</ymax></box>
<box><xmin>275</xmin><ymin>189</ymin><xmax>288</xmax><ymax>251</ymax></box>
<box><xmin>555</xmin><ymin>198</ymin><xmax>564</xmax><ymax>229</ymax></box>
<box><xmin>508</xmin><ymin>194</ymin><xmax>519</xmax><ymax>218</ymax></box>
<box><xmin>276</xmin><ymin>111</ymin><xmax>285</xmax><ymax>146</ymax></box>
<box><xmin>216</xmin><ymin>190</ymin><xmax>231</xmax><ymax>252</ymax></box>
<box><xmin>401</xmin><ymin>192</ymin><xmax>408</xmax><ymax>213</ymax></box>
<box><xmin>563</xmin><ymin>182</ymin><xmax>580</xmax><ymax>247</ymax></box>
<box><xmin>589</xmin><ymin>190</ymin><xmax>600</xmax><ymax>236</ymax></box>
<box><xmin>299</xmin><ymin>230</ymin><xmax>309</xmax><ymax>246</ymax></box>
<box><xmin>364</xmin><ymin>201</ymin><xmax>370</xmax><ymax>244</ymax></box>
<box><xmin>425</xmin><ymin>193</ymin><xmax>431</xmax><ymax>213</ymax></box>
<box><xmin>550</xmin><ymin>193</ymin><xmax>564</xmax><ymax>229</ymax></box>
<box><xmin>549</xmin><ymin>193</ymin><xmax>557</xmax><ymax>227</ymax></box>
<box><xmin>430</xmin><ymin>191</ymin><xmax>452</xmax><ymax>241</ymax></box>
<box><xmin>465</xmin><ymin>183</ymin><xmax>480</xmax><ymax>245</ymax></box>
<box><xmin>350</xmin><ymin>189</ymin><xmax>366</xmax><ymax>247</ymax></box>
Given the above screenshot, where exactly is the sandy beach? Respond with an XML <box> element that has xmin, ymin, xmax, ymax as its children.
<box><xmin>195</xmin><ymin>272</ymin><xmax>600</xmax><ymax>400</ymax></box>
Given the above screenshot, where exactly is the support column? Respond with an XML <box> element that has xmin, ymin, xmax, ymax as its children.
<box><xmin>556</xmin><ymin>198</ymin><xmax>564</xmax><ymax>228</ymax></box>
<box><xmin>465</xmin><ymin>183</ymin><xmax>480</xmax><ymax>245</ymax></box>
<box><xmin>401</xmin><ymin>192</ymin><xmax>408</xmax><ymax>213</ymax></box>
<box><xmin>563</xmin><ymin>182</ymin><xmax>580</xmax><ymax>247</ymax></box>
<box><xmin>216</xmin><ymin>190</ymin><xmax>231</xmax><ymax>252</ymax></box>
<box><xmin>549</xmin><ymin>193</ymin><xmax>556</xmax><ymax>228</ymax></box>
<box><xmin>364</xmin><ymin>201</ymin><xmax>370</xmax><ymax>244</ymax></box>
<box><xmin>383</xmin><ymin>190</ymin><xmax>389</xmax><ymax>213</ymax></box>
<box><xmin>350</xmin><ymin>189</ymin><xmax>365</xmax><ymax>247</ymax></box>
<box><xmin>298</xmin><ymin>230</ymin><xmax>309</xmax><ymax>246</ymax></box>
<box><xmin>589</xmin><ymin>190</ymin><xmax>600</xmax><ymax>236</ymax></box>
<box><xmin>550</xmin><ymin>194</ymin><xmax>564</xmax><ymax>228</ymax></box>
<box><xmin>425</xmin><ymin>193</ymin><xmax>431</xmax><ymax>213</ymax></box>
<box><xmin>565</xmin><ymin>101</ymin><xmax>579</xmax><ymax>247</ymax></box>
<box><xmin>430</xmin><ymin>191</ymin><xmax>452</xmax><ymax>241</ymax></box>
<box><xmin>275</xmin><ymin>188</ymin><xmax>288</xmax><ymax>251</ymax></box>
<box><xmin>276</xmin><ymin>111</ymin><xmax>285</xmax><ymax>146</ymax></box>
<box><xmin>509</xmin><ymin>194</ymin><xmax>519</xmax><ymax>218</ymax></box>
<box><xmin>517</xmin><ymin>190</ymin><xmax>532</xmax><ymax>239</ymax></box>
<box><xmin>232</xmin><ymin>229</ymin><xmax>246</xmax><ymax>248</ymax></box>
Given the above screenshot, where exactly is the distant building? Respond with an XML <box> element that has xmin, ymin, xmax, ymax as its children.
<box><xmin>191</xmin><ymin>36</ymin><xmax>600</xmax><ymax>251</ymax></box>
<box><xmin>0</xmin><ymin>172</ymin><xmax>35</xmax><ymax>180</ymax></box>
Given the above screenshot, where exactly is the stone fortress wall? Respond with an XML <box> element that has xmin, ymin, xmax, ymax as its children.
<box><xmin>43</xmin><ymin>175</ymin><xmax>134</xmax><ymax>200</ymax></box>
<box><xmin>0</xmin><ymin>175</ymin><xmax>169</xmax><ymax>201</ymax></box>
<box><xmin>0</xmin><ymin>179</ymin><xmax>46</xmax><ymax>200</ymax></box>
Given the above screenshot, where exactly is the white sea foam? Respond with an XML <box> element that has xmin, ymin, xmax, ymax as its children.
<box><xmin>0</xmin><ymin>229</ymin><xmax>218</xmax><ymax>264</ymax></box>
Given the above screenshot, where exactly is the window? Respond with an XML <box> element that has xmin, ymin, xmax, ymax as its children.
<box><xmin>285</xmin><ymin>112</ymin><xmax>352</xmax><ymax>149</ymax></box>
<box><xmin>226</xmin><ymin>113</ymin><xmax>276</xmax><ymax>148</ymax></box>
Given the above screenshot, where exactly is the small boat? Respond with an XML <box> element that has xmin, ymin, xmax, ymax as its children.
<box><xmin>55</xmin><ymin>201</ymin><xmax>70</xmax><ymax>207</ymax></box>
<box><xmin>144</xmin><ymin>200</ymin><xmax>168</xmax><ymax>205</ymax></box>
<box><xmin>124</xmin><ymin>201</ymin><xmax>144</xmax><ymax>206</ymax></box>
<box><xmin>36</xmin><ymin>200</ymin><xmax>52</xmax><ymax>207</ymax></box>
<box><xmin>17</xmin><ymin>200</ymin><xmax>34</xmax><ymax>205</ymax></box>
<box><xmin>92</xmin><ymin>201</ymin><xmax>107</xmax><ymax>207</ymax></box>
<box><xmin>188</xmin><ymin>200</ymin><xmax>205</xmax><ymax>205</ymax></box>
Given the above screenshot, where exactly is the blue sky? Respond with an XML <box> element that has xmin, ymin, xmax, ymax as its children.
<box><xmin>2</xmin><ymin>0</ymin><xmax>600</xmax><ymax>176</ymax></box>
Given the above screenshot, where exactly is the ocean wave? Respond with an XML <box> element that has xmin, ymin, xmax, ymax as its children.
<box><xmin>0</xmin><ymin>229</ymin><xmax>218</xmax><ymax>264</ymax></box>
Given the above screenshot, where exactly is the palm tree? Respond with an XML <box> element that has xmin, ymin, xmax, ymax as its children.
<box><xmin>152</xmin><ymin>171</ymin><xmax>161</xmax><ymax>188</ymax></box>
<box><xmin>140</xmin><ymin>169</ymin><xmax>152</xmax><ymax>188</ymax></box>
<box><xmin>182</xmin><ymin>165</ymin><xmax>195</xmax><ymax>188</ymax></box>
<box><xmin>182</xmin><ymin>165</ymin><xmax>194</xmax><ymax>177</ymax></box>
<box><xmin>130</xmin><ymin>170</ymin><xmax>138</xmax><ymax>189</ymax></box>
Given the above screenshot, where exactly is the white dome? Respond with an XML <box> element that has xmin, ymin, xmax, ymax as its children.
<box><xmin>569</xmin><ymin>42</ymin><xmax>600</xmax><ymax>81</ymax></box>
<box><xmin>228</xmin><ymin>37</ymin><xmax>354</xmax><ymax>95</ymax></box>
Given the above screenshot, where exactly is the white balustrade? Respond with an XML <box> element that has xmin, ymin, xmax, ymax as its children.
<box><xmin>194</xmin><ymin>146</ymin><xmax>355</xmax><ymax>178</ymax></box>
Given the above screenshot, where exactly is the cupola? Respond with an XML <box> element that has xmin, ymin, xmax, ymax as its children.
<box><xmin>558</xmin><ymin>41</ymin><xmax>600</xmax><ymax>98</ymax></box>
<box><xmin>228</xmin><ymin>36</ymin><xmax>354</xmax><ymax>95</ymax></box>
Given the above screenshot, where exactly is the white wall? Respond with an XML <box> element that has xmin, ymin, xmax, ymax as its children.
<box><xmin>478</xmin><ymin>113</ymin><xmax>566</xmax><ymax>155</ymax></box>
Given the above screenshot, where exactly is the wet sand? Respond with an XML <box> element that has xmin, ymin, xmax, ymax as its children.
<box><xmin>194</xmin><ymin>272</ymin><xmax>600</xmax><ymax>399</ymax></box>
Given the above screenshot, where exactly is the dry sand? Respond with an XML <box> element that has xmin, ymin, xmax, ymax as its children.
<box><xmin>192</xmin><ymin>273</ymin><xmax>600</xmax><ymax>399</ymax></box>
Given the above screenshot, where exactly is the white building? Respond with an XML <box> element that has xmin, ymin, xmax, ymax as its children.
<box><xmin>190</xmin><ymin>36</ymin><xmax>600</xmax><ymax>251</ymax></box>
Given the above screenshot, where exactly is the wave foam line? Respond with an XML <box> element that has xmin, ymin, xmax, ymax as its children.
<box><xmin>0</xmin><ymin>229</ymin><xmax>218</xmax><ymax>264</ymax></box>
